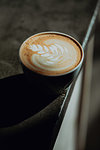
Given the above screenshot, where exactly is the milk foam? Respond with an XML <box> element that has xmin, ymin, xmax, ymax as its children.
<box><xmin>20</xmin><ymin>33</ymin><xmax>81</xmax><ymax>76</ymax></box>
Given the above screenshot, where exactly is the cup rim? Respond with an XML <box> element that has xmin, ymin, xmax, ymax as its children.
<box><xmin>19</xmin><ymin>31</ymin><xmax>84</xmax><ymax>77</ymax></box>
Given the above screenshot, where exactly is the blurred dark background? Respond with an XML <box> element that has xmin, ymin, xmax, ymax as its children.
<box><xmin>0</xmin><ymin>0</ymin><xmax>100</xmax><ymax>150</ymax></box>
<box><xmin>85</xmin><ymin>11</ymin><xmax>100</xmax><ymax>150</ymax></box>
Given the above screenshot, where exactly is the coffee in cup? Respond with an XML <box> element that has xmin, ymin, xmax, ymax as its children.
<box><xmin>19</xmin><ymin>32</ymin><xmax>84</xmax><ymax>95</ymax></box>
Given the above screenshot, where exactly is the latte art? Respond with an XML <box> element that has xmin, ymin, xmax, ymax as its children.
<box><xmin>30</xmin><ymin>43</ymin><xmax>76</xmax><ymax>70</ymax></box>
<box><xmin>30</xmin><ymin>43</ymin><xmax>69</xmax><ymax>63</ymax></box>
<box><xmin>19</xmin><ymin>32</ymin><xmax>82</xmax><ymax>76</ymax></box>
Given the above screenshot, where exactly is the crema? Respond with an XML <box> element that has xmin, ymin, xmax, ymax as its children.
<box><xmin>19</xmin><ymin>32</ymin><xmax>82</xmax><ymax>76</ymax></box>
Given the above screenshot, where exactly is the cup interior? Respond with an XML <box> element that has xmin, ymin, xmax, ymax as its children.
<box><xmin>19</xmin><ymin>31</ymin><xmax>84</xmax><ymax>77</ymax></box>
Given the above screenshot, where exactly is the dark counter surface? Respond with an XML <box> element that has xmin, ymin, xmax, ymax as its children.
<box><xmin>0</xmin><ymin>0</ymin><xmax>99</xmax><ymax>150</ymax></box>
<box><xmin>0</xmin><ymin>0</ymin><xmax>98</xmax><ymax>78</ymax></box>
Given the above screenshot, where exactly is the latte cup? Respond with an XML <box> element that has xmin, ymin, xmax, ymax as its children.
<box><xmin>19</xmin><ymin>31</ymin><xmax>84</xmax><ymax>96</ymax></box>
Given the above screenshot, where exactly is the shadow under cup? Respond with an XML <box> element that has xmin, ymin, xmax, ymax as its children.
<box><xmin>19</xmin><ymin>32</ymin><xmax>84</xmax><ymax>96</ymax></box>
